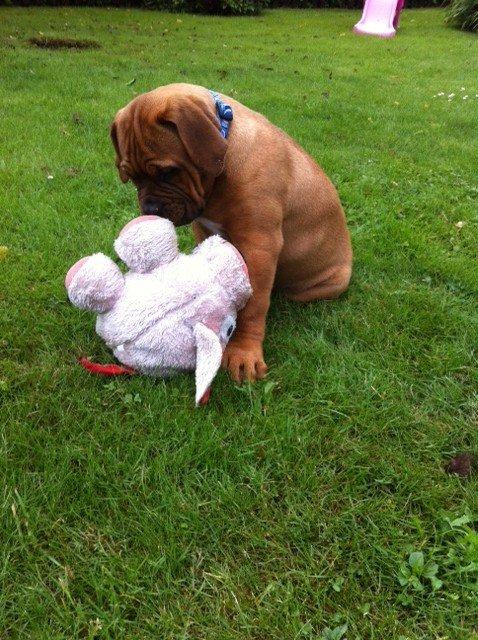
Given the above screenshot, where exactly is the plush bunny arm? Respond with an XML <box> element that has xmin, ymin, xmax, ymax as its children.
<box><xmin>65</xmin><ymin>253</ymin><xmax>124</xmax><ymax>313</ymax></box>
<box><xmin>193</xmin><ymin>323</ymin><xmax>223</xmax><ymax>407</ymax></box>
<box><xmin>114</xmin><ymin>216</ymin><xmax>179</xmax><ymax>273</ymax></box>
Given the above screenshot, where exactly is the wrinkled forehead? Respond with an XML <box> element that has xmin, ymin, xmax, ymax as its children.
<box><xmin>114</xmin><ymin>104</ymin><xmax>182</xmax><ymax>176</ymax></box>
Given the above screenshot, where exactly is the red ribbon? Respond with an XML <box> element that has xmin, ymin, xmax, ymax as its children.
<box><xmin>79</xmin><ymin>357</ymin><xmax>136</xmax><ymax>376</ymax></box>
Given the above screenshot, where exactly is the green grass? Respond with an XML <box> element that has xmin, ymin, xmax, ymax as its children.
<box><xmin>1</xmin><ymin>6</ymin><xmax>477</xmax><ymax>639</ymax></box>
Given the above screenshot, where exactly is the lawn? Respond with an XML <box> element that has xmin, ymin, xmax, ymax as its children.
<box><xmin>1</xmin><ymin>6</ymin><xmax>477</xmax><ymax>639</ymax></box>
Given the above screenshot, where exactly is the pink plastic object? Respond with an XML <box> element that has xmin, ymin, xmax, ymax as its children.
<box><xmin>353</xmin><ymin>0</ymin><xmax>405</xmax><ymax>38</ymax></box>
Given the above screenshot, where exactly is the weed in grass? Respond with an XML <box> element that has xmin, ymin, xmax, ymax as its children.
<box><xmin>396</xmin><ymin>514</ymin><xmax>478</xmax><ymax>609</ymax></box>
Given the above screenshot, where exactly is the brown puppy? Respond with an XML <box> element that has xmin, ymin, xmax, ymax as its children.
<box><xmin>111</xmin><ymin>83</ymin><xmax>352</xmax><ymax>382</ymax></box>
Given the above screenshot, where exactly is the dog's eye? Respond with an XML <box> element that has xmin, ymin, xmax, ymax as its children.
<box><xmin>158</xmin><ymin>166</ymin><xmax>178</xmax><ymax>181</ymax></box>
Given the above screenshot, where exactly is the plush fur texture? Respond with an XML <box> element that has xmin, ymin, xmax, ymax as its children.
<box><xmin>65</xmin><ymin>216</ymin><xmax>252</xmax><ymax>405</ymax></box>
<box><xmin>114</xmin><ymin>214</ymin><xmax>179</xmax><ymax>273</ymax></box>
<box><xmin>65</xmin><ymin>253</ymin><xmax>125</xmax><ymax>313</ymax></box>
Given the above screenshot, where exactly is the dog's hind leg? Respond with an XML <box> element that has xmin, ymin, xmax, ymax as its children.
<box><xmin>284</xmin><ymin>264</ymin><xmax>352</xmax><ymax>302</ymax></box>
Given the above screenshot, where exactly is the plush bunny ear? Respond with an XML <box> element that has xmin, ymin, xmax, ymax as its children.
<box><xmin>193</xmin><ymin>323</ymin><xmax>223</xmax><ymax>407</ymax></box>
<box><xmin>65</xmin><ymin>253</ymin><xmax>124</xmax><ymax>313</ymax></box>
<box><xmin>114</xmin><ymin>216</ymin><xmax>179</xmax><ymax>273</ymax></box>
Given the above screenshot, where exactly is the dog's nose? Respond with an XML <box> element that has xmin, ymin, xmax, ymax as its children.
<box><xmin>141</xmin><ymin>199</ymin><xmax>160</xmax><ymax>216</ymax></box>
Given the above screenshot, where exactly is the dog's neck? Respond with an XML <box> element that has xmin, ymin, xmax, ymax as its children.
<box><xmin>194</xmin><ymin>93</ymin><xmax>233</xmax><ymax>240</ymax></box>
<box><xmin>209</xmin><ymin>90</ymin><xmax>233</xmax><ymax>140</ymax></box>
<box><xmin>196</xmin><ymin>216</ymin><xmax>228</xmax><ymax>240</ymax></box>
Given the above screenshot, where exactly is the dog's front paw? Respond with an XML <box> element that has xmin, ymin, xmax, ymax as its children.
<box><xmin>222</xmin><ymin>337</ymin><xmax>268</xmax><ymax>383</ymax></box>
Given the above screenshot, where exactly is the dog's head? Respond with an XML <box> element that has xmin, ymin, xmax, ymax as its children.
<box><xmin>110</xmin><ymin>84</ymin><xmax>228</xmax><ymax>226</ymax></box>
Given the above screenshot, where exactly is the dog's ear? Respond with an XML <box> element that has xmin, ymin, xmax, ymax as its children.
<box><xmin>160</xmin><ymin>96</ymin><xmax>227</xmax><ymax>178</ymax></box>
<box><xmin>110</xmin><ymin>119</ymin><xmax>130</xmax><ymax>183</ymax></box>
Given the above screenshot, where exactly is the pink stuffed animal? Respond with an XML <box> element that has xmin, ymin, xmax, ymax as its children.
<box><xmin>65</xmin><ymin>216</ymin><xmax>251</xmax><ymax>405</ymax></box>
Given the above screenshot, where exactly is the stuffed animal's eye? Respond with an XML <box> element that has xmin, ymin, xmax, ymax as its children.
<box><xmin>220</xmin><ymin>315</ymin><xmax>236</xmax><ymax>342</ymax></box>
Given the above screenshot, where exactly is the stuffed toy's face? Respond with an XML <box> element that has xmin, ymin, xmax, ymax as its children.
<box><xmin>65</xmin><ymin>216</ymin><xmax>251</xmax><ymax>405</ymax></box>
